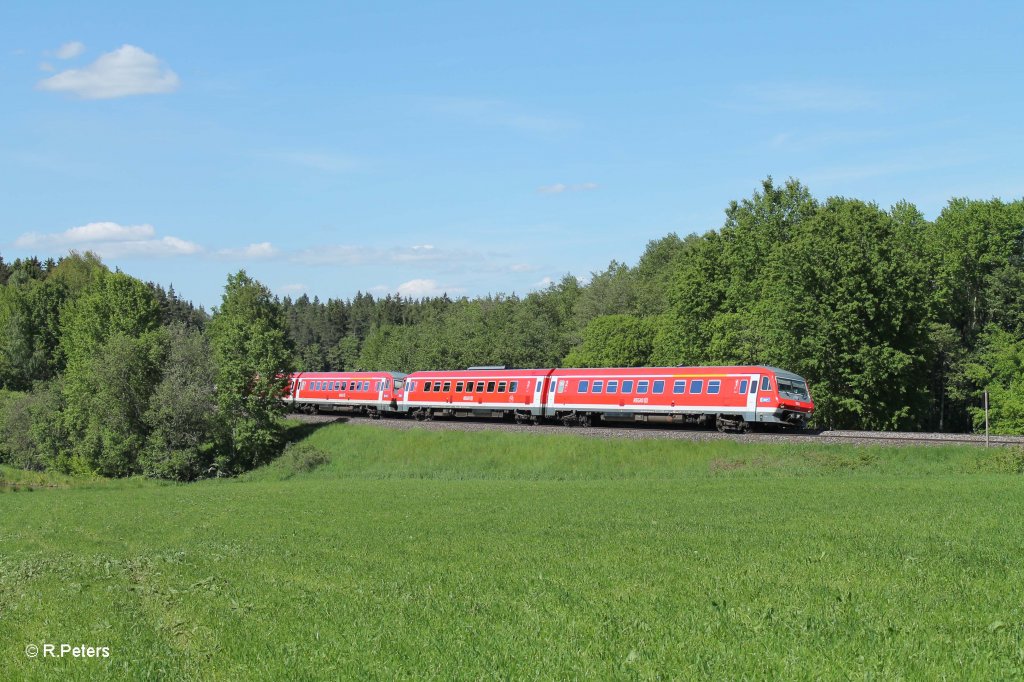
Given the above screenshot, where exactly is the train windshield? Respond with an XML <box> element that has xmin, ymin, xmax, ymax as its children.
<box><xmin>777</xmin><ymin>377</ymin><xmax>809</xmax><ymax>400</ymax></box>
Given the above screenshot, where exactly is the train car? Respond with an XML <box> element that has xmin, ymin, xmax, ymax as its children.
<box><xmin>401</xmin><ymin>368</ymin><xmax>555</xmax><ymax>422</ymax></box>
<box><xmin>546</xmin><ymin>365</ymin><xmax>813</xmax><ymax>431</ymax></box>
<box><xmin>285</xmin><ymin>371</ymin><xmax>407</xmax><ymax>417</ymax></box>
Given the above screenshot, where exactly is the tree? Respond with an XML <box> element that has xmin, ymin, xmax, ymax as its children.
<box><xmin>59</xmin><ymin>270</ymin><xmax>163</xmax><ymax>475</ymax></box>
<box><xmin>564</xmin><ymin>315</ymin><xmax>656</xmax><ymax>367</ymax></box>
<box><xmin>141</xmin><ymin>324</ymin><xmax>219</xmax><ymax>480</ymax></box>
<box><xmin>208</xmin><ymin>271</ymin><xmax>293</xmax><ymax>473</ymax></box>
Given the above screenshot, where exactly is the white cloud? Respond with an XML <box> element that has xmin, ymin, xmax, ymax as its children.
<box><xmin>290</xmin><ymin>243</ymin><xmax>467</xmax><ymax>267</ymax></box>
<box><xmin>37</xmin><ymin>45</ymin><xmax>180</xmax><ymax>99</ymax></box>
<box><xmin>14</xmin><ymin>222</ymin><xmax>201</xmax><ymax>258</ymax></box>
<box><xmin>736</xmin><ymin>84</ymin><xmax>879</xmax><ymax>113</ymax></box>
<box><xmin>538</xmin><ymin>182</ymin><xmax>598</xmax><ymax>195</ymax></box>
<box><xmin>427</xmin><ymin>97</ymin><xmax>574</xmax><ymax>133</ymax></box>
<box><xmin>279</xmin><ymin>283</ymin><xmax>307</xmax><ymax>296</ymax></box>
<box><xmin>533</xmin><ymin>276</ymin><xmax>555</xmax><ymax>289</ymax></box>
<box><xmin>55</xmin><ymin>41</ymin><xmax>85</xmax><ymax>59</ymax></box>
<box><xmin>396</xmin><ymin>278</ymin><xmax>459</xmax><ymax>298</ymax></box>
<box><xmin>509</xmin><ymin>263</ymin><xmax>538</xmax><ymax>273</ymax></box>
<box><xmin>39</xmin><ymin>62</ymin><xmax>55</xmax><ymax>72</ymax></box>
<box><xmin>272</xmin><ymin>151</ymin><xmax>359</xmax><ymax>173</ymax></box>
<box><xmin>217</xmin><ymin>242</ymin><xmax>279</xmax><ymax>259</ymax></box>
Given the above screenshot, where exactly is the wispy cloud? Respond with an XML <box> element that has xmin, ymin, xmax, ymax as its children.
<box><xmin>268</xmin><ymin>150</ymin><xmax>360</xmax><ymax>173</ymax></box>
<box><xmin>216</xmin><ymin>242</ymin><xmax>279</xmax><ymax>259</ymax></box>
<box><xmin>537</xmin><ymin>182</ymin><xmax>599</xmax><ymax>195</ymax></box>
<box><xmin>289</xmin><ymin>243</ymin><xmax>471</xmax><ymax>267</ymax></box>
<box><xmin>37</xmin><ymin>44</ymin><xmax>180</xmax><ymax>99</ymax></box>
<box><xmin>736</xmin><ymin>83</ymin><xmax>880</xmax><ymax>113</ymax></box>
<box><xmin>395</xmin><ymin>278</ymin><xmax>464</xmax><ymax>297</ymax></box>
<box><xmin>768</xmin><ymin>129</ymin><xmax>889</xmax><ymax>151</ymax></box>
<box><xmin>278</xmin><ymin>283</ymin><xmax>307</xmax><ymax>296</ymax></box>
<box><xmin>54</xmin><ymin>41</ymin><xmax>85</xmax><ymax>60</ymax></box>
<box><xmin>15</xmin><ymin>222</ymin><xmax>201</xmax><ymax>258</ymax></box>
<box><xmin>426</xmin><ymin>97</ymin><xmax>574</xmax><ymax>133</ymax></box>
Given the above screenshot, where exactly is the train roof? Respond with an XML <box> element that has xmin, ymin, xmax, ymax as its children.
<box><xmin>407</xmin><ymin>368</ymin><xmax>551</xmax><ymax>378</ymax></box>
<box><xmin>292</xmin><ymin>370</ymin><xmax>407</xmax><ymax>379</ymax></box>
<box><xmin>552</xmin><ymin>365</ymin><xmax>804</xmax><ymax>377</ymax></box>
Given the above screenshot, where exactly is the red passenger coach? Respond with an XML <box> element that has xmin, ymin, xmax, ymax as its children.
<box><xmin>547</xmin><ymin>365</ymin><xmax>813</xmax><ymax>431</ymax></box>
<box><xmin>286</xmin><ymin>371</ymin><xmax>407</xmax><ymax>417</ymax></box>
<box><xmin>401</xmin><ymin>368</ymin><xmax>554</xmax><ymax>422</ymax></box>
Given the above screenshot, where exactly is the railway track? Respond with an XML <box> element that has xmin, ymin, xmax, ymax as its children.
<box><xmin>290</xmin><ymin>412</ymin><xmax>1022</xmax><ymax>447</ymax></box>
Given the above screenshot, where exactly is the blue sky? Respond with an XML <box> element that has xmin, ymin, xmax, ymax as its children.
<box><xmin>2</xmin><ymin>1</ymin><xmax>1022</xmax><ymax>308</ymax></box>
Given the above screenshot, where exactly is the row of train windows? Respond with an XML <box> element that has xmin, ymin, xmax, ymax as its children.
<box><xmin>419</xmin><ymin>380</ymin><xmax>519</xmax><ymax>394</ymax></box>
<box><xmin>306</xmin><ymin>380</ymin><xmax>383</xmax><ymax>392</ymax></box>
<box><xmin>576</xmin><ymin>378</ymin><xmax>722</xmax><ymax>395</ymax></box>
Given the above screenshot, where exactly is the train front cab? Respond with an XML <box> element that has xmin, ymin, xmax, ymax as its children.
<box><xmin>751</xmin><ymin>368</ymin><xmax>813</xmax><ymax>429</ymax></box>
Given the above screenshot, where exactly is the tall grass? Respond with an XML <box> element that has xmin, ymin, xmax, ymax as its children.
<box><xmin>3</xmin><ymin>423</ymin><xmax>1023</xmax><ymax>679</ymax></box>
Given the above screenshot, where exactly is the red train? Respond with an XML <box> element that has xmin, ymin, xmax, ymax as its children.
<box><xmin>285</xmin><ymin>365</ymin><xmax>813</xmax><ymax>431</ymax></box>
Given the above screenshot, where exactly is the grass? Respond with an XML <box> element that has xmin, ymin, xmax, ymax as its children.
<box><xmin>2</xmin><ymin>423</ymin><xmax>1024</xmax><ymax>679</ymax></box>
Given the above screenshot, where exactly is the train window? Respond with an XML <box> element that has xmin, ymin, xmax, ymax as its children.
<box><xmin>550</xmin><ymin>381</ymin><xmax>556</xmax><ymax>393</ymax></box>
<box><xmin>738</xmin><ymin>380</ymin><xmax>748</xmax><ymax>394</ymax></box>
<box><xmin>509</xmin><ymin>381</ymin><xmax>518</xmax><ymax>392</ymax></box>
<box><xmin>673</xmin><ymin>380</ymin><xmax>686</xmax><ymax>394</ymax></box>
<box><xmin>433</xmin><ymin>381</ymin><xmax>442</xmax><ymax>392</ymax></box>
<box><xmin>578</xmin><ymin>380</ymin><xmax>589</xmax><ymax>393</ymax></box>
<box><xmin>761</xmin><ymin>376</ymin><xmax>771</xmax><ymax>391</ymax></box>
<box><xmin>708</xmin><ymin>380</ymin><xmax>721</xmax><ymax>394</ymax></box>
<box><xmin>691</xmin><ymin>380</ymin><xmax>704</xmax><ymax>394</ymax></box>
<box><xmin>373</xmin><ymin>381</ymin><xmax>379</xmax><ymax>391</ymax></box>
<box><xmin>486</xmin><ymin>381</ymin><xmax>496</xmax><ymax>392</ymax></box>
<box><xmin>477</xmin><ymin>381</ymin><xmax>486</xmax><ymax>392</ymax></box>
<box><xmin>497</xmin><ymin>381</ymin><xmax>507</xmax><ymax>392</ymax></box>
<box><xmin>637</xmin><ymin>380</ymin><xmax>649</xmax><ymax>394</ymax></box>
<box><xmin>558</xmin><ymin>380</ymin><xmax>566</xmax><ymax>393</ymax></box>
<box><xmin>456</xmin><ymin>381</ymin><xmax>464</xmax><ymax>392</ymax></box>
<box><xmin>622</xmin><ymin>380</ymin><xmax>634</xmax><ymax>393</ymax></box>
<box><xmin>423</xmin><ymin>382</ymin><xmax>432</xmax><ymax>392</ymax></box>
<box><xmin>607</xmin><ymin>380</ymin><xmax>618</xmax><ymax>393</ymax></box>
<box><xmin>593</xmin><ymin>380</ymin><xmax>603</xmax><ymax>393</ymax></box>
<box><xmin>652</xmin><ymin>380</ymin><xmax>665</xmax><ymax>394</ymax></box>
<box><xmin>443</xmin><ymin>382</ymin><xmax>451</xmax><ymax>392</ymax></box>
<box><xmin>536</xmin><ymin>381</ymin><xmax>543</xmax><ymax>393</ymax></box>
<box><xmin>751</xmin><ymin>378</ymin><xmax>758</xmax><ymax>393</ymax></box>
<box><xmin>384</xmin><ymin>379</ymin><xmax>390</xmax><ymax>389</ymax></box>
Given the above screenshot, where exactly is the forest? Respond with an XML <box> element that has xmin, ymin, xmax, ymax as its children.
<box><xmin>2</xmin><ymin>178</ymin><xmax>1023</xmax><ymax>480</ymax></box>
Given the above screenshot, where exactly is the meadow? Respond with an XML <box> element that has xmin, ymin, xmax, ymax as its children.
<box><xmin>3</xmin><ymin>423</ymin><xmax>1024</xmax><ymax>680</ymax></box>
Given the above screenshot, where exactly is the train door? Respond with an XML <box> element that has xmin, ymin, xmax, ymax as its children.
<box><xmin>747</xmin><ymin>373</ymin><xmax>760</xmax><ymax>419</ymax></box>
<box><xmin>378</xmin><ymin>377</ymin><xmax>388</xmax><ymax>411</ymax></box>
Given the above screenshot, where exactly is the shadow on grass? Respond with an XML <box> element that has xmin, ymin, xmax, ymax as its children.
<box><xmin>282</xmin><ymin>416</ymin><xmax>351</xmax><ymax>445</ymax></box>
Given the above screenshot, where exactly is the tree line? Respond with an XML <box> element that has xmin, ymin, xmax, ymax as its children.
<box><xmin>0</xmin><ymin>254</ymin><xmax>292</xmax><ymax>480</ymax></box>
<box><xmin>2</xmin><ymin>177</ymin><xmax>1023</xmax><ymax>481</ymax></box>
<box><xmin>285</xmin><ymin>179</ymin><xmax>1024</xmax><ymax>433</ymax></box>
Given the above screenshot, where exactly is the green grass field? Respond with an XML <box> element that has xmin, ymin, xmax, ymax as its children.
<box><xmin>3</xmin><ymin>423</ymin><xmax>1024</xmax><ymax>680</ymax></box>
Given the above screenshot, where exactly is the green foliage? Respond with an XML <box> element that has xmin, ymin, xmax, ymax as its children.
<box><xmin>563</xmin><ymin>314</ymin><xmax>656</xmax><ymax>367</ymax></box>
<box><xmin>958</xmin><ymin>327</ymin><xmax>1024</xmax><ymax>434</ymax></box>
<box><xmin>140</xmin><ymin>324</ymin><xmax>219</xmax><ymax>481</ymax></box>
<box><xmin>208</xmin><ymin>271</ymin><xmax>293</xmax><ymax>472</ymax></box>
